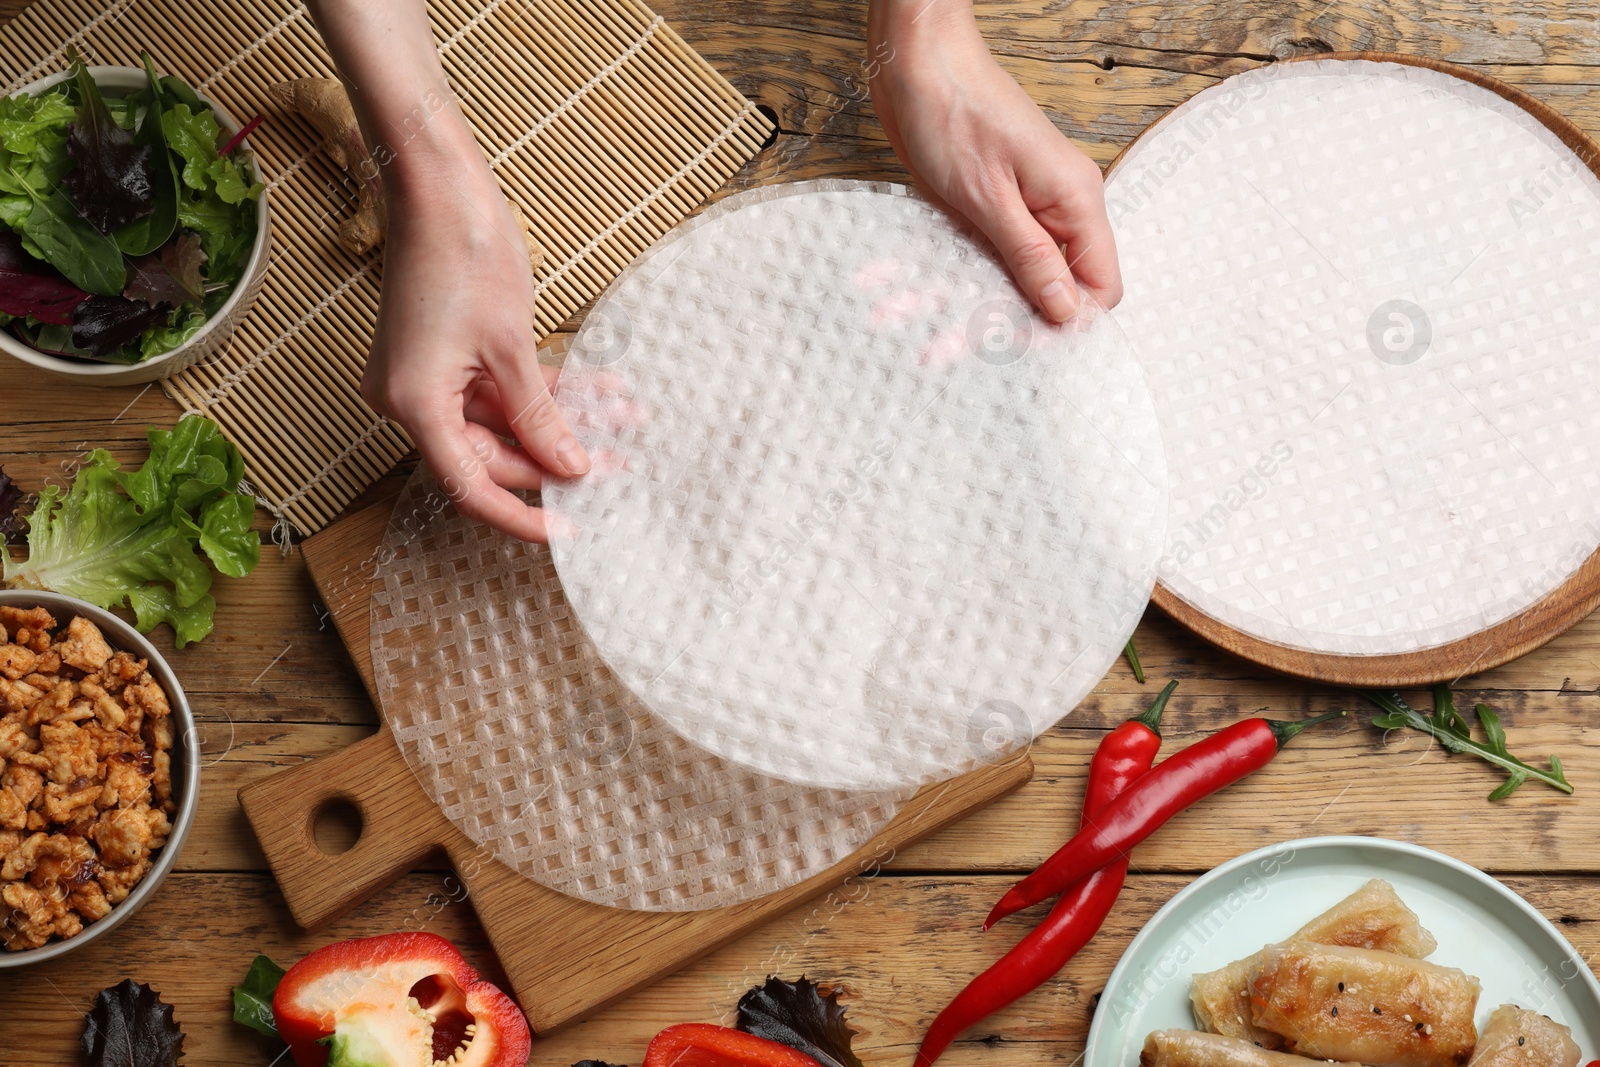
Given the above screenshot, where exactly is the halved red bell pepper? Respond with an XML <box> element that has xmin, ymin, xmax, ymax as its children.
<box><xmin>272</xmin><ymin>932</ymin><xmax>531</xmax><ymax>1067</ymax></box>
<box><xmin>641</xmin><ymin>1024</ymin><xmax>822</xmax><ymax>1067</ymax></box>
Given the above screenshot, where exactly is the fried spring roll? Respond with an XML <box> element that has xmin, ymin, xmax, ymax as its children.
<box><xmin>1141</xmin><ymin>1029</ymin><xmax>1364</xmax><ymax>1067</ymax></box>
<box><xmin>1466</xmin><ymin>1005</ymin><xmax>1580</xmax><ymax>1067</ymax></box>
<box><xmin>1191</xmin><ymin>880</ymin><xmax>1438</xmax><ymax>1047</ymax></box>
<box><xmin>1249</xmin><ymin>941</ymin><xmax>1480</xmax><ymax>1067</ymax></box>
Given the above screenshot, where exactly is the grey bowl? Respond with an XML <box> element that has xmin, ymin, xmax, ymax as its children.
<box><xmin>0</xmin><ymin>589</ymin><xmax>200</xmax><ymax>967</ymax></box>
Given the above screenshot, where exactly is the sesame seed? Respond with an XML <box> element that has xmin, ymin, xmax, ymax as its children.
<box><xmin>1331</xmin><ymin>1006</ymin><xmax>1339</xmax><ymax>1017</ymax></box>
<box><xmin>1338</xmin><ymin>982</ymin><xmax>1345</xmax><ymax>992</ymax></box>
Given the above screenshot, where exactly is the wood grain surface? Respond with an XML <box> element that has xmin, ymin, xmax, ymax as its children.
<box><xmin>244</xmin><ymin>495</ymin><xmax>1032</xmax><ymax>1033</ymax></box>
<box><xmin>6</xmin><ymin>1</ymin><xmax>1600</xmax><ymax>1064</ymax></box>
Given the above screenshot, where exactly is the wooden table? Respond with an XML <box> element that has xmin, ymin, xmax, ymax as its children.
<box><xmin>5</xmin><ymin>1</ymin><xmax>1600</xmax><ymax>1063</ymax></box>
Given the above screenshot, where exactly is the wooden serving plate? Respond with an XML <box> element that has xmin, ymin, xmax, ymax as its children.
<box><xmin>1109</xmin><ymin>51</ymin><xmax>1600</xmax><ymax>688</ymax></box>
<box><xmin>238</xmin><ymin>487</ymin><xmax>1032</xmax><ymax>1034</ymax></box>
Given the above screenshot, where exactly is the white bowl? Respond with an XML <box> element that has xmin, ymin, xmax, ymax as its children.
<box><xmin>0</xmin><ymin>66</ymin><xmax>271</xmax><ymax>386</ymax></box>
<box><xmin>0</xmin><ymin>589</ymin><xmax>200</xmax><ymax>967</ymax></box>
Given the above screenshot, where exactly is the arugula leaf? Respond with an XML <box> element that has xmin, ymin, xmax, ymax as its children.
<box><xmin>0</xmin><ymin>229</ymin><xmax>87</xmax><ymax>324</ymax></box>
<box><xmin>1363</xmin><ymin>689</ymin><xmax>1574</xmax><ymax>801</ymax></box>
<box><xmin>10</xmin><ymin>174</ymin><xmax>126</xmax><ymax>295</ymax></box>
<box><xmin>1429</xmin><ymin>683</ymin><xmax>1472</xmax><ymax>743</ymax></box>
<box><xmin>63</xmin><ymin>62</ymin><xmax>155</xmax><ymax>233</ymax></box>
<box><xmin>113</xmin><ymin>53</ymin><xmax>179</xmax><ymax>256</ymax></box>
<box><xmin>231</xmin><ymin>954</ymin><xmax>286</xmax><ymax>1038</ymax></box>
<box><xmin>125</xmin><ymin>231</ymin><xmax>204</xmax><ymax>307</ymax></box>
<box><xmin>176</xmin><ymin>190</ymin><xmax>253</xmax><ymax>290</ymax></box>
<box><xmin>81</xmin><ymin>979</ymin><xmax>184</xmax><ymax>1067</ymax></box>
<box><xmin>72</xmin><ymin>294</ymin><xmax>172</xmax><ymax>358</ymax></box>
<box><xmin>1124</xmin><ymin>636</ymin><xmax>1145</xmax><ymax>684</ymax></box>
<box><xmin>737</xmin><ymin>977</ymin><xmax>865</xmax><ymax>1067</ymax></box>
<box><xmin>2</xmin><ymin>414</ymin><xmax>260</xmax><ymax>647</ymax></box>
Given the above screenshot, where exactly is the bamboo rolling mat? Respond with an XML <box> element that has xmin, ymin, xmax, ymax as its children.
<box><xmin>0</xmin><ymin>0</ymin><xmax>773</xmax><ymax>533</ymax></box>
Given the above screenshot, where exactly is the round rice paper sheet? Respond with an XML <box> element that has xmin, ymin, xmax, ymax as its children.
<box><xmin>543</xmin><ymin>180</ymin><xmax>1168</xmax><ymax>791</ymax></box>
<box><xmin>1107</xmin><ymin>59</ymin><xmax>1600</xmax><ymax>656</ymax></box>
<box><xmin>370</xmin><ymin>467</ymin><xmax>912</xmax><ymax>911</ymax></box>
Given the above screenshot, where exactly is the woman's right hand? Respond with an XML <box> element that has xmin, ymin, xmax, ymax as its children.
<box><xmin>312</xmin><ymin>0</ymin><xmax>589</xmax><ymax>544</ymax></box>
<box><xmin>357</xmin><ymin>124</ymin><xmax>589</xmax><ymax>545</ymax></box>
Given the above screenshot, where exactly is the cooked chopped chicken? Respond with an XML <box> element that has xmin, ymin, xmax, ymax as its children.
<box><xmin>57</xmin><ymin>616</ymin><xmax>114</xmax><ymax>673</ymax></box>
<box><xmin>0</xmin><ymin>644</ymin><xmax>37</xmax><ymax>680</ymax></box>
<box><xmin>0</xmin><ymin>612</ymin><xmax>176</xmax><ymax>950</ymax></box>
<box><xmin>92</xmin><ymin>807</ymin><xmax>153</xmax><ymax>868</ymax></box>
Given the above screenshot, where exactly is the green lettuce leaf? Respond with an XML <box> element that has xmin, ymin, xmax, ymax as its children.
<box><xmin>177</xmin><ymin>190</ymin><xmax>254</xmax><ymax>291</ymax></box>
<box><xmin>160</xmin><ymin>102</ymin><xmax>262</xmax><ymax>205</ymax></box>
<box><xmin>138</xmin><ymin>306</ymin><xmax>205</xmax><ymax>361</ymax></box>
<box><xmin>0</xmin><ymin>88</ymin><xmax>76</xmax><ymax>158</ymax></box>
<box><xmin>2</xmin><ymin>414</ymin><xmax>260</xmax><ymax>647</ymax></box>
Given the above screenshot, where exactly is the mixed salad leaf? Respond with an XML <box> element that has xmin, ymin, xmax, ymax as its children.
<box><xmin>1</xmin><ymin>414</ymin><xmax>261</xmax><ymax>647</ymax></box>
<box><xmin>0</xmin><ymin>230</ymin><xmax>85</xmax><ymax>322</ymax></box>
<box><xmin>0</xmin><ymin>466</ymin><xmax>26</xmax><ymax>544</ymax></box>
<box><xmin>737</xmin><ymin>976</ymin><xmax>865</xmax><ymax>1067</ymax></box>
<box><xmin>81</xmin><ymin>979</ymin><xmax>185</xmax><ymax>1067</ymax></box>
<box><xmin>231</xmin><ymin>954</ymin><xmax>287</xmax><ymax>1039</ymax></box>
<box><xmin>62</xmin><ymin>62</ymin><xmax>155</xmax><ymax>232</ymax></box>
<box><xmin>0</xmin><ymin>51</ymin><xmax>261</xmax><ymax>363</ymax></box>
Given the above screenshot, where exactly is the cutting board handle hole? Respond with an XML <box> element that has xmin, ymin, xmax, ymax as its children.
<box><xmin>312</xmin><ymin>797</ymin><xmax>364</xmax><ymax>856</ymax></box>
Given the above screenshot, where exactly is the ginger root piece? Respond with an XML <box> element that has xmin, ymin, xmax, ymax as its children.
<box><xmin>265</xmin><ymin>78</ymin><xmax>385</xmax><ymax>256</ymax></box>
<box><xmin>265</xmin><ymin>77</ymin><xmax>544</xmax><ymax>268</ymax></box>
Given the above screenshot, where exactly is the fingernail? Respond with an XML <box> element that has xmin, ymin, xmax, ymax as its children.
<box><xmin>556</xmin><ymin>435</ymin><xmax>591</xmax><ymax>477</ymax></box>
<box><xmin>1040</xmin><ymin>272</ymin><xmax>1080</xmax><ymax>322</ymax></box>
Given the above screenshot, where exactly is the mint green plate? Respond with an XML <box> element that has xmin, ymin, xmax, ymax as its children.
<box><xmin>1085</xmin><ymin>836</ymin><xmax>1599</xmax><ymax>1067</ymax></box>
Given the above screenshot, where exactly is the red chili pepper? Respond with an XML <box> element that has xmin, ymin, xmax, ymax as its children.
<box><xmin>984</xmin><ymin>708</ymin><xmax>1344</xmax><ymax>929</ymax></box>
<box><xmin>641</xmin><ymin>1023</ymin><xmax>823</xmax><ymax>1067</ymax></box>
<box><xmin>914</xmin><ymin>681</ymin><xmax>1178</xmax><ymax>1067</ymax></box>
<box><xmin>272</xmin><ymin>932</ymin><xmax>530</xmax><ymax>1067</ymax></box>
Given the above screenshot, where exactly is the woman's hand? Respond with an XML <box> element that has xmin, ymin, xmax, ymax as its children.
<box><xmin>362</xmin><ymin>163</ymin><xmax>589</xmax><ymax>544</ymax></box>
<box><xmin>867</xmin><ymin>0</ymin><xmax>1122</xmax><ymax>321</ymax></box>
<box><xmin>311</xmin><ymin>0</ymin><xmax>588</xmax><ymax>544</ymax></box>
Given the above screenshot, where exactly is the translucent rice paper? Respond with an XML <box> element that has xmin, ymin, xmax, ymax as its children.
<box><xmin>543</xmin><ymin>181</ymin><xmax>1168</xmax><ymax>791</ymax></box>
<box><xmin>370</xmin><ymin>467</ymin><xmax>911</xmax><ymax>911</ymax></box>
<box><xmin>1106</xmin><ymin>60</ymin><xmax>1600</xmax><ymax>656</ymax></box>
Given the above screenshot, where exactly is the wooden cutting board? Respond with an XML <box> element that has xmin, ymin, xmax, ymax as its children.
<box><xmin>238</xmin><ymin>486</ymin><xmax>1033</xmax><ymax>1035</ymax></box>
